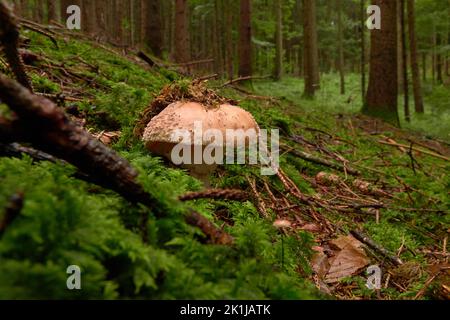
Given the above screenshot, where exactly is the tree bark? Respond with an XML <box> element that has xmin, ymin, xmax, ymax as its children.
<box><xmin>238</xmin><ymin>0</ymin><xmax>252</xmax><ymax>79</ymax></box>
<box><xmin>400</xmin><ymin>0</ymin><xmax>409</xmax><ymax>122</ymax></box>
<box><xmin>174</xmin><ymin>0</ymin><xmax>190</xmax><ymax>63</ymax></box>
<box><xmin>46</xmin><ymin>0</ymin><xmax>57</xmax><ymax>23</ymax></box>
<box><xmin>364</xmin><ymin>0</ymin><xmax>400</xmax><ymax>126</ymax></box>
<box><xmin>337</xmin><ymin>0</ymin><xmax>345</xmax><ymax>94</ymax></box>
<box><xmin>360</xmin><ymin>0</ymin><xmax>366</xmax><ymax>103</ymax></box>
<box><xmin>407</xmin><ymin>0</ymin><xmax>424</xmax><ymax>113</ymax></box>
<box><xmin>225</xmin><ymin>0</ymin><xmax>234</xmax><ymax>80</ymax></box>
<box><xmin>436</xmin><ymin>33</ymin><xmax>443</xmax><ymax>84</ymax></box>
<box><xmin>144</xmin><ymin>0</ymin><xmax>163</xmax><ymax>57</ymax></box>
<box><xmin>273</xmin><ymin>0</ymin><xmax>283</xmax><ymax>81</ymax></box>
<box><xmin>302</xmin><ymin>0</ymin><xmax>320</xmax><ymax>97</ymax></box>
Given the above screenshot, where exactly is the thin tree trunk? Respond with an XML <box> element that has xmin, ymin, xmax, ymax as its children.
<box><xmin>407</xmin><ymin>0</ymin><xmax>424</xmax><ymax>114</ymax></box>
<box><xmin>274</xmin><ymin>0</ymin><xmax>283</xmax><ymax>81</ymax></box>
<box><xmin>47</xmin><ymin>0</ymin><xmax>57</xmax><ymax>23</ymax></box>
<box><xmin>225</xmin><ymin>0</ymin><xmax>234</xmax><ymax>80</ymax></box>
<box><xmin>422</xmin><ymin>52</ymin><xmax>426</xmax><ymax>82</ymax></box>
<box><xmin>145</xmin><ymin>0</ymin><xmax>163</xmax><ymax>57</ymax></box>
<box><xmin>436</xmin><ymin>33</ymin><xmax>443</xmax><ymax>84</ymax></box>
<box><xmin>360</xmin><ymin>0</ymin><xmax>366</xmax><ymax>103</ymax></box>
<box><xmin>302</xmin><ymin>0</ymin><xmax>320</xmax><ymax>97</ymax></box>
<box><xmin>364</xmin><ymin>0</ymin><xmax>400</xmax><ymax>126</ymax></box>
<box><xmin>337</xmin><ymin>0</ymin><xmax>345</xmax><ymax>94</ymax></box>
<box><xmin>174</xmin><ymin>0</ymin><xmax>190</xmax><ymax>64</ymax></box>
<box><xmin>400</xmin><ymin>0</ymin><xmax>409</xmax><ymax>122</ymax></box>
<box><xmin>238</xmin><ymin>0</ymin><xmax>252</xmax><ymax>80</ymax></box>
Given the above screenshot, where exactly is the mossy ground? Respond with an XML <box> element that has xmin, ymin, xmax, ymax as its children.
<box><xmin>0</xmin><ymin>31</ymin><xmax>448</xmax><ymax>300</ymax></box>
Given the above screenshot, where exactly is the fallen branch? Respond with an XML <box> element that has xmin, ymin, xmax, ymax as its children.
<box><xmin>20</xmin><ymin>22</ymin><xmax>58</xmax><ymax>48</ymax></box>
<box><xmin>0</xmin><ymin>1</ymin><xmax>33</xmax><ymax>91</ymax></box>
<box><xmin>350</xmin><ymin>230</ymin><xmax>403</xmax><ymax>266</ymax></box>
<box><xmin>378</xmin><ymin>140</ymin><xmax>450</xmax><ymax>162</ymax></box>
<box><xmin>281</xmin><ymin>144</ymin><xmax>360</xmax><ymax>176</ymax></box>
<box><xmin>180</xmin><ymin>189</ymin><xmax>249</xmax><ymax>202</ymax></box>
<box><xmin>0</xmin><ymin>73</ymin><xmax>233</xmax><ymax>245</ymax></box>
<box><xmin>219</xmin><ymin>75</ymin><xmax>272</xmax><ymax>88</ymax></box>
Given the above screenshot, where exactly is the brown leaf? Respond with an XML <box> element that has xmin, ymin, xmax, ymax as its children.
<box><xmin>324</xmin><ymin>235</ymin><xmax>370</xmax><ymax>283</ymax></box>
<box><xmin>311</xmin><ymin>251</ymin><xmax>330</xmax><ymax>279</ymax></box>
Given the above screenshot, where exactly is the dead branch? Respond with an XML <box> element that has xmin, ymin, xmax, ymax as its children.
<box><xmin>0</xmin><ymin>1</ymin><xmax>33</xmax><ymax>91</ymax></box>
<box><xmin>173</xmin><ymin>58</ymin><xmax>214</xmax><ymax>67</ymax></box>
<box><xmin>219</xmin><ymin>75</ymin><xmax>272</xmax><ymax>88</ymax></box>
<box><xmin>350</xmin><ymin>230</ymin><xmax>403</xmax><ymax>266</ymax></box>
<box><xmin>20</xmin><ymin>22</ymin><xmax>58</xmax><ymax>48</ymax></box>
<box><xmin>0</xmin><ymin>73</ymin><xmax>233</xmax><ymax>245</ymax></box>
<box><xmin>246</xmin><ymin>177</ymin><xmax>269</xmax><ymax>218</ymax></box>
<box><xmin>378</xmin><ymin>140</ymin><xmax>450</xmax><ymax>162</ymax></box>
<box><xmin>281</xmin><ymin>144</ymin><xmax>360</xmax><ymax>176</ymax></box>
<box><xmin>137</xmin><ymin>51</ymin><xmax>157</xmax><ymax>67</ymax></box>
<box><xmin>180</xmin><ymin>189</ymin><xmax>249</xmax><ymax>202</ymax></box>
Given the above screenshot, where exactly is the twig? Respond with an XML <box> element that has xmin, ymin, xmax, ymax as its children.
<box><xmin>20</xmin><ymin>23</ymin><xmax>58</xmax><ymax>48</ymax></box>
<box><xmin>219</xmin><ymin>75</ymin><xmax>272</xmax><ymax>87</ymax></box>
<box><xmin>281</xmin><ymin>144</ymin><xmax>360</xmax><ymax>176</ymax></box>
<box><xmin>246</xmin><ymin>176</ymin><xmax>269</xmax><ymax>218</ymax></box>
<box><xmin>378</xmin><ymin>140</ymin><xmax>450</xmax><ymax>162</ymax></box>
<box><xmin>350</xmin><ymin>230</ymin><xmax>403</xmax><ymax>266</ymax></box>
<box><xmin>413</xmin><ymin>274</ymin><xmax>438</xmax><ymax>300</ymax></box>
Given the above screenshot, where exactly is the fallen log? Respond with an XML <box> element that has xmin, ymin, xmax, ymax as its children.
<box><xmin>0</xmin><ymin>73</ymin><xmax>233</xmax><ymax>245</ymax></box>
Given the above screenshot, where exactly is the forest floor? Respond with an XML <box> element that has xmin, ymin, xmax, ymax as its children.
<box><xmin>0</xmin><ymin>30</ymin><xmax>449</xmax><ymax>300</ymax></box>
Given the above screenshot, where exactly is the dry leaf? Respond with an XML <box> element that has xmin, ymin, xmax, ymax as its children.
<box><xmin>324</xmin><ymin>235</ymin><xmax>369</xmax><ymax>283</ymax></box>
<box><xmin>312</xmin><ymin>251</ymin><xmax>330</xmax><ymax>279</ymax></box>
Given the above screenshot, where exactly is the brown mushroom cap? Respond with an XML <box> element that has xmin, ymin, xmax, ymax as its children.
<box><xmin>142</xmin><ymin>101</ymin><xmax>260</xmax><ymax>159</ymax></box>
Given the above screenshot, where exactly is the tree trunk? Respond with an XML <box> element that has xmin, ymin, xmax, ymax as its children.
<box><xmin>360</xmin><ymin>0</ymin><xmax>366</xmax><ymax>103</ymax></box>
<box><xmin>273</xmin><ymin>0</ymin><xmax>283</xmax><ymax>80</ymax></box>
<box><xmin>46</xmin><ymin>0</ymin><xmax>57</xmax><ymax>23</ymax></box>
<box><xmin>397</xmin><ymin>0</ymin><xmax>403</xmax><ymax>93</ymax></box>
<box><xmin>436</xmin><ymin>33</ymin><xmax>443</xmax><ymax>84</ymax></box>
<box><xmin>34</xmin><ymin>0</ymin><xmax>44</xmax><ymax>23</ymax></box>
<box><xmin>82</xmin><ymin>0</ymin><xmax>96</xmax><ymax>34</ymax></box>
<box><xmin>174</xmin><ymin>0</ymin><xmax>190</xmax><ymax>64</ymax></box>
<box><xmin>225</xmin><ymin>0</ymin><xmax>234</xmax><ymax>80</ymax></box>
<box><xmin>422</xmin><ymin>52</ymin><xmax>426</xmax><ymax>82</ymax></box>
<box><xmin>364</xmin><ymin>0</ymin><xmax>400</xmax><ymax>126</ymax></box>
<box><xmin>144</xmin><ymin>0</ymin><xmax>163</xmax><ymax>57</ymax></box>
<box><xmin>60</xmin><ymin>0</ymin><xmax>72</xmax><ymax>24</ymax></box>
<box><xmin>238</xmin><ymin>0</ymin><xmax>252</xmax><ymax>79</ymax></box>
<box><xmin>337</xmin><ymin>0</ymin><xmax>345</xmax><ymax>94</ymax></box>
<box><xmin>302</xmin><ymin>0</ymin><xmax>320</xmax><ymax>97</ymax></box>
<box><xmin>400</xmin><ymin>0</ymin><xmax>409</xmax><ymax>122</ymax></box>
<box><xmin>407</xmin><ymin>0</ymin><xmax>424</xmax><ymax>114</ymax></box>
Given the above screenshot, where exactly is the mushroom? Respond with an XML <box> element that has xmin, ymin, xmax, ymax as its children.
<box><xmin>142</xmin><ymin>101</ymin><xmax>260</xmax><ymax>186</ymax></box>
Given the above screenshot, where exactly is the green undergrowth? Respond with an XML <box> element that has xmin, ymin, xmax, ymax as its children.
<box><xmin>0</xmin><ymin>32</ymin><xmax>448</xmax><ymax>299</ymax></box>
